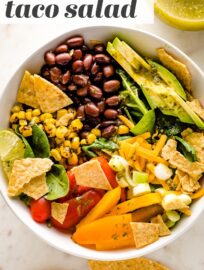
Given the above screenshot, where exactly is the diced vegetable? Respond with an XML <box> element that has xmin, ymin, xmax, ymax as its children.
<box><xmin>127</xmin><ymin>183</ymin><xmax>151</xmax><ymax>198</ymax></box>
<box><xmin>95</xmin><ymin>237</ymin><xmax>135</xmax><ymax>250</ymax></box>
<box><xmin>72</xmin><ymin>214</ymin><xmax>132</xmax><ymax>245</ymax></box>
<box><xmin>109</xmin><ymin>155</ymin><xmax>129</xmax><ymax>172</ymax></box>
<box><xmin>131</xmin><ymin>110</ymin><xmax>156</xmax><ymax>135</ymax></box>
<box><xmin>77</xmin><ymin>187</ymin><xmax>121</xmax><ymax>228</ymax></box>
<box><xmin>175</xmin><ymin>136</ymin><xmax>197</xmax><ymax>162</ymax></box>
<box><xmin>166</xmin><ymin>210</ymin><xmax>180</xmax><ymax>222</ymax></box>
<box><xmin>108</xmin><ymin>193</ymin><xmax>162</xmax><ymax>215</ymax></box>
<box><xmin>132</xmin><ymin>204</ymin><xmax>164</xmax><ymax>222</ymax></box>
<box><xmin>154</xmin><ymin>163</ymin><xmax>173</xmax><ymax>181</ymax></box>
<box><xmin>31</xmin><ymin>124</ymin><xmax>50</xmax><ymax>158</ymax></box>
<box><xmin>132</xmin><ymin>171</ymin><xmax>148</xmax><ymax>184</ymax></box>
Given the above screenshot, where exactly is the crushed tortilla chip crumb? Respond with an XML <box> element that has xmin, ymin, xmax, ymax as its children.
<box><xmin>51</xmin><ymin>202</ymin><xmax>69</xmax><ymax>224</ymax></box>
<box><xmin>8</xmin><ymin>158</ymin><xmax>53</xmax><ymax>196</ymax></box>
<box><xmin>151</xmin><ymin>215</ymin><xmax>171</xmax><ymax>236</ymax></box>
<box><xmin>20</xmin><ymin>173</ymin><xmax>48</xmax><ymax>200</ymax></box>
<box><xmin>130</xmin><ymin>222</ymin><xmax>160</xmax><ymax>248</ymax></box>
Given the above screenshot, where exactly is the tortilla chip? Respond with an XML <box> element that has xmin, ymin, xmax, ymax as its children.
<box><xmin>88</xmin><ymin>257</ymin><xmax>170</xmax><ymax>270</ymax></box>
<box><xmin>157</xmin><ymin>48</ymin><xmax>191</xmax><ymax>91</ymax></box>
<box><xmin>21</xmin><ymin>173</ymin><xmax>48</xmax><ymax>200</ymax></box>
<box><xmin>176</xmin><ymin>170</ymin><xmax>200</xmax><ymax>193</ymax></box>
<box><xmin>16</xmin><ymin>71</ymin><xmax>39</xmax><ymax>108</ymax></box>
<box><xmin>56</xmin><ymin>113</ymin><xmax>73</xmax><ymax>127</ymax></box>
<box><xmin>151</xmin><ymin>215</ymin><xmax>171</xmax><ymax>237</ymax></box>
<box><xmin>187</xmin><ymin>99</ymin><xmax>204</xmax><ymax>121</ymax></box>
<box><xmin>8</xmin><ymin>158</ymin><xmax>53</xmax><ymax>196</ymax></box>
<box><xmin>71</xmin><ymin>160</ymin><xmax>112</xmax><ymax>190</ymax></box>
<box><xmin>34</xmin><ymin>75</ymin><xmax>72</xmax><ymax>113</ymax></box>
<box><xmin>51</xmin><ymin>202</ymin><xmax>69</xmax><ymax>224</ymax></box>
<box><xmin>130</xmin><ymin>222</ymin><xmax>160</xmax><ymax>248</ymax></box>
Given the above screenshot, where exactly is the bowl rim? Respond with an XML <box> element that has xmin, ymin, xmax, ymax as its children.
<box><xmin>1</xmin><ymin>25</ymin><xmax>204</xmax><ymax>261</ymax></box>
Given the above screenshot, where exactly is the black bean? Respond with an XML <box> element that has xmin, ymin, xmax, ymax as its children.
<box><xmin>57</xmin><ymin>84</ymin><xmax>67</xmax><ymax>91</ymax></box>
<box><xmin>89</xmin><ymin>85</ymin><xmax>103</xmax><ymax>100</ymax></box>
<box><xmin>56</xmin><ymin>53</ymin><xmax>72</xmax><ymax>65</ymax></box>
<box><xmin>103</xmin><ymin>80</ymin><xmax>121</xmax><ymax>93</ymax></box>
<box><xmin>95</xmin><ymin>54</ymin><xmax>111</xmax><ymax>64</ymax></box>
<box><xmin>104</xmin><ymin>109</ymin><xmax>118</xmax><ymax>119</ymax></box>
<box><xmin>85</xmin><ymin>103</ymin><xmax>100</xmax><ymax>117</ymax></box>
<box><xmin>99</xmin><ymin>121</ymin><xmax>116</xmax><ymax>128</ymax></box>
<box><xmin>97</xmin><ymin>100</ymin><xmax>106</xmax><ymax>113</ymax></box>
<box><xmin>41</xmin><ymin>65</ymin><xmax>50</xmax><ymax>79</ymax></box>
<box><xmin>61</xmin><ymin>70</ymin><xmax>71</xmax><ymax>85</ymax></box>
<box><xmin>83</xmin><ymin>98</ymin><xmax>92</xmax><ymax>104</ymax></box>
<box><xmin>77</xmin><ymin>86</ymin><xmax>88</xmax><ymax>97</ymax></box>
<box><xmin>72</xmin><ymin>74</ymin><xmax>88</xmax><ymax>86</ymax></box>
<box><xmin>102</xmin><ymin>125</ymin><xmax>117</xmax><ymax>138</ymax></box>
<box><xmin>76</xmin><ymin>105</ymin><xmax>85</xmax><ymax>121</ymax></box>
<box><xmin>44</xmin><ymin>51</ymin><xmax>56</xmax><ymax>65</ymax></box>
<box><xmin>50</xmin><ymin>67</ymin><xmax>61</xmax><ymax>84</ymax></box>
<box><xmin>67</xmin><ymin>36</ymin><xmax>84</xmax><ymax>48</ymax></box>
<box><xmin>106</xmin><ymin>96</ymin><xmax>120</xmax><ymax>107</ymax></box>
<box><xmin>73</xmin><ymin>49</ymin><xmax>83</xmax><ymax>60</ymax></box>
<box><xmin>72</xmin><ymin>60</ymin><xmax>84</xmax><ymax>73</ymax></box>
<box><xmin>80</xmin><ymin>131</ymin><xmax>89</xmax><ymax>138</ymax></box>
<box><xmin>67</xmin><ymin>84</ymin><xmax>77</xmax><ymax>91</ymax></box>
<box><xmin>55</xmin><ymin>44</ymin><xmax>68</xmax><ymax>54</ymax></box>
<box><xmin>91</xmin><ymin>62</ymin><xmax>100</xmax><ymax>75</ymax></box>
<box><xmin>103</xmin><ymin>65</ymin><xmax>115</xmax><ymax>78</ymax></box>
<box><xmin>93</xmin><ymin>72</ymin><xmax>103</xmax><ymax>83</ymax></box>
<box><xmin>83</xmin><ymin>54</ymin><xmax>93</xmax><ymax>71</ymax></box>
<box><xmin>94</xmin><ymin>44</ymin><xmax>105</xmax><ymax>53</ymax></box>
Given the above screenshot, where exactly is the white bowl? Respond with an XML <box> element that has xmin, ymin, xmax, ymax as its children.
<box><xmin>0</xmin><ymin>26</ymin><xmax>204</xmax><ymax>261</ymax></box>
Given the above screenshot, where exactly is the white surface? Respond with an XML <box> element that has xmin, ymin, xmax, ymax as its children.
<box><xmin>0</xmin><ymin>20</ymin><xmax>204</xmax><ymax>269</ymax></box>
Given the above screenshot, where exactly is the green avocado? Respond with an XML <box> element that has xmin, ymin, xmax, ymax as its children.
<box><xmin>107</xmin><ymin>38</ymin><xmax>204</xmax><ymax>129</ymax></box>
<box><xmin>148</xmin><ymin>60</ymin><xmax>187</xmax><ymax>100</ymax></box>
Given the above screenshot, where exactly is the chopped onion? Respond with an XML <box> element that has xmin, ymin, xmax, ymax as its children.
<box><xmin>154</xmin><ymin>163</ymin><xmax>173</xmax><ymax>181</ymax></box>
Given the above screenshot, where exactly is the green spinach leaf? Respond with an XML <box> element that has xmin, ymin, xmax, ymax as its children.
<box><xmin>46</xmin><ymin>164</ymin><xmax>69</xmax><ymax>201</ymax></box>
<box><xmin>15</xmin><ymin>126</ymin><xmax>35</xmax><ymax>158</ymax></box>
<box><xmin>31</xmin><ymin>124</ymin><xmax>50</xmax><ymax>158</ymax></box>
<box><xmin>175</xmin><ymin>136</ymin><xmax>197</xmax><ymax>162</ymax></box>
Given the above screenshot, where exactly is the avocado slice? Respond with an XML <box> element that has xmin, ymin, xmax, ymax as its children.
<box><xmin>112</xmin><ymin>38</ymin><xmax>151</xmax><ymax>71</ymax></box>
<box><xmin>131</xmin><ymin>110</ymin><xmax>156</xmax><ymax>135</ymax></box>
<box><xmin>148</xmin><ymin>60</ymin><xmax>187</xmax><ymax>100</ymax></box>
<box><xmin>107</xmin><ymin>39</ymin><xmax>204</xmax><ymax>129</ymax></box>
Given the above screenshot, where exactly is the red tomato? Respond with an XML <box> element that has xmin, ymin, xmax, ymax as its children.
<box><xmin>30</xmin><ymin>198</ymin><xmax>51</xmax><ymax>223</ymax></box>
<box><xmin>51</xmin><ymin>190</ymin><xmax>102</xmax><ymax>230</ymax></box>
<box><xmin>93</xmin><ymin>156</ymin><xmax>118</xmax><ymax>188</ymax></box>
<box><xmin>76</xmin><ymin>185</ymin><xmax>92</xmax><ymax>195</ymax></box>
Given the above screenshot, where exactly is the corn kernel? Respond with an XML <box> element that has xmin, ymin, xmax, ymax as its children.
<box><xmin>68</xmin><ymin>132</ymin><xmax>78</xmax><ymax>139</ymax></box>
<box><xmin>9</xmin><ymin>113</ymin><xmax>19</xmax><ymax>123</ymax></box>
<box><xmin>51</xmin><ymin>149</ymin><xmax>62</xmax><ymax>161</ymax></box>
<box><xmin>60</xmin><ymin>146</ymin><xmax>71</xmax><ymax>158</ymax></box>
<box><xmin>12</xmin><ymin>124</ymin><xmax>17</xmax><ymax>130</ymax></box>
<box><xmin>40</xmin><ymin>113</ymin><xmax>53</xmax><ymax>122</ymax></box>
<box><xmin>44</xmin><ymin>118</ymin><xmax>56</xmax><ymax>125</ymax></box>
<box><xmin>67</xmin><ymin>108</ymin><xmax>76</xmax><ymax>118</ymax></box>
<box><xmin>71</xmin><ymin>119</ymin><xmax>83</xmax><ymax>131</ymax></box>
<box><xmin>76</xmin><ymin>148</ymin><xmax>81</xmax><ymax>155</ymax></box>
<box><xmin>31</xmin><ymin>116</ymin><xmax>40</xmax><ymax>124</ymax></box>
<box><xmin>44</xmin><ymin>123</ymin><xmax>55</xmax><ymax>133</ymax></box>
<box><xmin>11</xmin><ymin>105</ymin><xmax>21</xmax><ymax>113</ymax></box>
<box><xmin>80</xmin><ymin>139</ymin><xmax>87</xmax><ymax>145</ymax></box>
<box><xmin>25</xmin><ymin>111</ymin><xmax>32</xmax><ymax>121</ymax></box>
<box><xmin>55</xmin><ymin>137</ymin><xmax>65</xmax><ymax>145</ymax></box>
<box><xmin>57</xmin><ymin>109</ymin><xmax>67</xmax><ymax>119</ymax></box>
<box><xmin>118</xmin><ymin>125</ymin><xmax>130</xmax><ymax>135</ymax></box>
<box><xmin>87</xmin><ymin>133</ymin><xmax>97</xmax><ymax>144</ymax></box>
<box><xmin>22</xmin><ymin>127</ymin><xmax>32</xmax><ymax>137</ymax></box>
<box><xmin>71</xmin><ymin>137</ymin><xmax>80</xmax><ymax>150</ymax></box>
<box><xmin>64</xmin><ymin>140</ymin><xmax>71</xmax><ymax>147</ymax></box>
<box><xmin>59</xmin><ymin>157</ymin><xmax>67</xmax><ymax>168</ymax></box>
<box><xmin>48</xmin><ymin>127</ymin><xmax>56</xmax><ymax>137</ymax></box>
<box><xmin>91</xmin><ymin>128</ymin><xmax>101</xmax><ymax>137</ymax></box>
<box><xmin>26</xmin><ymin>108</ymin><xmax>32</xmax><ymax>113</ymax></box>
<box><xmin>56</xmin><ymin>126</ymin><xmax>68</xmax><ymax>139</ymax></box>
<box><xmin>32</xmin><ymin>109</ymin><xmax>41</xmax><ymax>117</ymax></box>
<box><xmin>19</xmin><ymin>120</ymin><xmax>27</xmax><ymax>126</ymax></box>
<box><xmin>68</xmin><ymin>152</ymin><xmax>78</xmax><ymax>166</ymax></box>
<box><xmin>18</xmin><ymin>111</ymin><xmax>26</xmax><ymax>120</ymax></box>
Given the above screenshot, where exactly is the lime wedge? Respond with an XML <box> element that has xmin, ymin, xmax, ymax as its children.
<box><xmin>1</xmin><ymin>160</ymin><xmax>14</xmax><ymax>178</ymax></box>
<box><xmin>0</xmin><ymin>130</ymin><xmax>25</xmax><ymax>161</ymax></box>
<box><xmin>155</xmin><ymin>0</ymin><xmax>204</xmax><ymax>31</ymax></box>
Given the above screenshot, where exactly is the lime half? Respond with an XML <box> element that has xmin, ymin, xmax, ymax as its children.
<box><xmin>0</xmin><ymin>130</ymin><xmax>25</xmax><ymax>161</ymax></box>
<box><xmin>155</xmin><ymin>0</ymin><xmax>204</xmax><ymax>31</ymax></box>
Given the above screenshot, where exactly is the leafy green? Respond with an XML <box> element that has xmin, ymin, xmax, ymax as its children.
<box><xmin>31</xmin><ymin>124</ymin><xmax>50</xmax><ymax>158</ymax></box>
<box><xmin>19</xmin><ymin>194</ymin><xmax>32</xmax><ymax>206</ymax></box>
<box><xmin>82</xmin><ymin>138</ymin><xmax>119</xmax><ymax>158</ymax></box>
<box><xmin>117</xmin><ymin>69</ymin><xmax>149</xmax><ymax>116</ymax></box>
<box><xmin>46</xmin><ymin>164</ymin><xmax>69</xmax><ymax>201</ymax></box>
<box><xmin>15</xmin><ymin>126</ymin><xmax>35</xmax><ymax>158</ymax></box>
<box><xmin>175</xmin><ymin>136</ymin><xmax>197</xmax><ymax>162</ymax></box>
<box><xmin>154</xmin><ymin>112</ymin><xmax>188</xmax><ymax>137</ymax></box>
<box><xmin>131</xmin><ymin>110</ymin><xmax>155</xmax><ymax>135</ymax></box>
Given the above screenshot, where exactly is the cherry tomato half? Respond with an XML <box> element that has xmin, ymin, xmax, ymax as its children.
<box><xmin>58</xmin><ymin>171</ymin><xmax>77</xmax><ymax>203</ymax></box>
<box><xmin>51</xmin><ymin>190</ymin><xmax>102</xmax><ymax>230</ymax></box>
<box><xmin>93</xmin><ymin>156</ymin><xmax>118</xmax><ymax>188</ymax></box>
<box><xmin>30</xmin><ymin>198</ymin><xmax>51</xmax><ymax>223</ymax></box>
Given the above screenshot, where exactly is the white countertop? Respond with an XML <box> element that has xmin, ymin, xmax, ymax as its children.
<box><xmin>0</xmin><ymin>19</ymin><xmax>204</xmax><ymax>270</ymax></box>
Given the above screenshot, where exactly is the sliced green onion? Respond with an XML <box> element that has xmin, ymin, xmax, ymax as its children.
<box><xmin>133</xmin><ymin>171</ymin><xmax>148</xmax><ymax>185</ymax></box>
<box><xmin>127</xmin><ymin>183</ymin><xmax>151</xmax><ymax>198</ymax></box>
<box><xmin>109</xmin><ymin>155</ymin><xmax>128</xmax><ymax>172</ymax></box>
<box><xmin>166</xmin><ymin>220</ymin><xmax>176</xmax><ymax>229</ymax></box>
<box><xmin>166</xmin><ymin>210</ymin><xmax>180</xmax><ymax>222</ymax></box>
<box><xmin>154</xmin><ymin>163</ymin><xmax>173</xmax><ymax>181</ymax></box>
